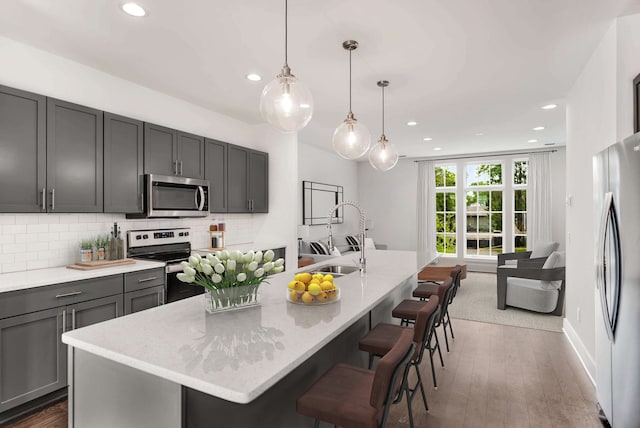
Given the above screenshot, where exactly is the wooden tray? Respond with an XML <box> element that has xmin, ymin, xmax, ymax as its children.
<box><xmin>67</xmin><ymin>258</ymin><xmax>136</xmax><ymax>270</ymax></box>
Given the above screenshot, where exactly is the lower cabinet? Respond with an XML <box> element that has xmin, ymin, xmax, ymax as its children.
<box><xmin>125</xmin><ymin>285</ymin><xmax>164</xmax><ymax>315</ymax></box>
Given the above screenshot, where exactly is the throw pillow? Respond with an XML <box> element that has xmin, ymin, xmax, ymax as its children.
<box><xmin>346</xmin><ymin>235</ymin><xmax>360</xmax><ymax>252</ymax></box>
<box><xmin>530</xmin><ymin>241</ymin><xmax>560</xmax><ymax>258</ymax></box>
<box><xmin>310</xmin><ymin>241</ymin><xmax>330</xmax><ymax>255</ymax></box>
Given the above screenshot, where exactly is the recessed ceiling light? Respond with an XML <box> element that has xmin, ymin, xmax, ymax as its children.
<box><xmin>528</xmin><ymin>139</ymin><xmax>538</xmax><ymax>143</ymax></box>
<box><xmin>544</xmin><ymin>142</ymin><xmax>556</xmax><ymax>146</ymax></box>
<box><xmin>246</xmin><ymin>73</ymin><xmax>262</xmax><ymax>81</ymax></box>
<box><xmin>533</xmin><ymin>126</ymin><xmax>545</xmax><ymax>131</ymax></box>
<box><xmin>433</xmin><ymin>147</ymin><xmax>442</xmax><ymax>151</ymax></box>
<box><xmin>541</xmin><ymin>104</ymin><xmax>557</xmax><ymax>110</ymax></box>
<box><xmin>475</xmin><ymin>133</ymin><xmax>484</xmax><ymax>136</ymax></box>
<box><xmin>423</xmin><ymin>137</ymin><xmax>432</xmax><ymax>141</ymax></box>
<box><xmin>407</xmin><ymin>121</ymin><xmax>417</xmax><ymax>126</ymax></box>
<box><xmin>121</xmin><ymin>2</ymin><xmax>146</xmax><ymax>17</ymax></box>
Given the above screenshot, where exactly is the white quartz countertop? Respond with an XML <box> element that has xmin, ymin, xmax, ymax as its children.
<box><xmin>0</xmin><ymin>260</ymin><xmax>167</xmax><ymax>293</ymax></box>
<box><xmin>62</xmin><ymin>250</ymin><xmax>436</xmax><ymax>404</ymax></box>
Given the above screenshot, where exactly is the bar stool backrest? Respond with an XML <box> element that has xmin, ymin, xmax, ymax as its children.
<box><xmin>436</xmin><ymin>278</ymin><xmax>455</xmax><ymax>326</ymax></box>
<box><xmin>412</xmin><ymin>295</ymin><xmax>440</xmax><ymax>363</ymax></box>
<box><xmin>449</xmin><ymin>266</ymin><xmax>463</xmax><ymax>302</ymax></box>
<box><xmin>370</xmin><ymin>329</ymin><xmax>414</xmax><ymax>415</ymax></box>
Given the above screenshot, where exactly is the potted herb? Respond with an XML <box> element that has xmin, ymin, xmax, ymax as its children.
<box><xmin>96</xmin><ymin>235</ymin><xmax>109</xmax><ymax>261</ymax></box>
<box><xmin>80</xmin><ymin>240</ymin><xmax>93</xmax><ymax>262</ymax></box>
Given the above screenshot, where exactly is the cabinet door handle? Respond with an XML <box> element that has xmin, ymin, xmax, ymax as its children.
<box><xmin>41</xmin><ymin>187</ymin><xmax>46</xmax><ymax>211</ymax></box>
<box><xmin>50</xmin><ymin>188</ymin><xmax>55</xmax><ymax>211</ymax></box>
<box><xmin>173</xmin><ymin>160</ymin><xmax>178</xmax><ymax>175</ymax></box>
<box><xmin>62</xmin><ymin>309</ymin><xmax>67</xmax><ymax>333</ymax></box>
<box><xmin>71</xmin><ymin>308</ymin><xmax>76</xmax><ymax>330</ymax></box>
<box><xmin>138</xmin><ymin>276</ymin><xmax>158</xmax><ymax>283</ymax></box>
<box><xmin>55</xmin><ymin>291</ymin><xmax>83</xmax><ymax>298</ymax></box>
<box><xmin>179</xmin><ymin>160</ymin><xmax>183</xmax><ymax>176</ymax></box>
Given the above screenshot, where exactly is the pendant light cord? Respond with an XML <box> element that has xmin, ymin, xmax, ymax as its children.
<box><xmin>284</xmin><ymin>0</ymin><xmax>288</xmax><ymax>67</ymax></box>
<box><xmin>381</xmin><ymin>85</ymin><xmax>385</xmax><ymax>135</ymax></box>
<box><xmin>348</xmin><ymin>49</ymin><xmax>352</xmax><ymax>114</ymax></box>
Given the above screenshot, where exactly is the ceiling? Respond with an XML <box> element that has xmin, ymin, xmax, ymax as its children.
<box><xmin>0</xmin><ymin>0</ymin><xmax>637</xmax><ymax>158</ymax></box>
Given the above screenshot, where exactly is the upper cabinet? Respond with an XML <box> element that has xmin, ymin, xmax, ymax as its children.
<box><xmin>46</xmin><ymin>98</ymin><xmax>104</xmax><ymax>213</ymax></box>
<box><xmin>0</xmin><ymin>85</ymin><xmax>46</xmax><ymax>212</ymax></box>
<box><xmin>104</xmin><ymin>113</ymin><xmax>144</xmax><ymax>213</ymax></box>
<box><xmin>144</xmin><ymin>123</ymin><xmax>204</xmax><ymax>179</ymax></box>
<box><xmin>227</xmin><ymin>144</ymin><xmax>269</xmax><ymax>213</ymax></box>
<box><xmin>205</xmin><ymin>138</ymin><xmax>227</xmax><ymax>213</ymax></box>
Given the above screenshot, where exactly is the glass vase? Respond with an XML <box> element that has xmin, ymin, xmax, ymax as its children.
<box><xmin>204</xmin><ymin>284</ymin><xmax>261</xmax><ymax>314</ymax></box>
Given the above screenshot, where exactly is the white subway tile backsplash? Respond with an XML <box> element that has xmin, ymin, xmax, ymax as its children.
<box><xmin>43</xmin><ymin>215</ymin><xmax>60</xmax><ymax>224</ymax></box>
<box><xmin>15</xmin><ymin>215</ymin><xmax>39</xmax><ymax>225</ymax></box>
<box><xmin>39</xmin><ymin>232</ymin><xmax>60</xmax><ymax>242</ymax></box>
<box><xmin>31</xmin><ymin>242</ymin><xmax>49</xmax><ymax>252</ymax></box>
<box><xmin>3</xmin><ymin>243</ymin><xmax>27</xmax><ymax>254</ymax></box>
<box><xmin>3</xmin><ymin>261</ymin><xmax>26</xmax><ymax>273</ymax></box>
<box><xmin>68</xmin><ymin>223</ymin><xmax>88</xmax><ymax>232</ymax></box>
<box><xmin>49</xmin><ymin>223</ymin><xmax>70</xmax><ymax>233</ymax></box>
<box><xmin>27</xmin><ymin>223</ymin><xmax>49</xmax><ymax>233</ymax></box>
<box><xmin>61</xmin><ymin>215</ymin><xmax>79</xmax><ymax>224</ymax></box>
<box><xmin>27</xmin><ymin>259</ymin><xmax>49</xmax><ymax>270</ymax></box>
<box><xmin>15</xmin><ymin>233</ymin><xmax>39</xmax><ymax>244</ymax></box>
<box><xmin>0</xmin><ymin>215</ymin><xmax>16</xmax><ymax>225</ymax></box>
<box><xmin>0</xmin><ymin>232</ymin><xmax>14</xmax><ymax>244</ymax></box>
<box><xmin>3</xmin><ymin>224</ymin><xmax>27</xmax><ymax>234</ymax></box>
<box><xmin>0</xmin><ymin>253</ymin><xmax>15</xmax><ymax>264</ymax></box>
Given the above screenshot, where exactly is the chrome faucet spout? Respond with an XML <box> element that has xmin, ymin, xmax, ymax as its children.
<box><xmin>327</xmin><ymin>201</ymin><xmax>367</xmax><ymax>273</ymax></box>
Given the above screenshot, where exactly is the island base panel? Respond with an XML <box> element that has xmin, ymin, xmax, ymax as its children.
<box><xmin>70</xmin><ymin>348</ymin><xmax>182</xmax><ymax>428</ymax></box>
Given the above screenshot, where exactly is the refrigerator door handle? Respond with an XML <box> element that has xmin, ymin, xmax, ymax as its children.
<box><xmin>597</xmin><ymin>192</ymin><xmax>621</xmax><ymax>341</ymax></box>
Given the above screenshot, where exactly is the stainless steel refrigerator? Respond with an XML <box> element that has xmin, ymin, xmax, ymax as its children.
<box><xmin>593</xmin><ymin>133</ymin><xmax>640</xmax><ymax>428</ymax></box>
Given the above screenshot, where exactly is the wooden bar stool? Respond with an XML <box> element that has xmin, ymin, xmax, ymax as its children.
<box><xmin>296</xmin><ymin>329</ymin><xmax>414</xmax><ymax>428</ymax></box>
<box><xmin>358</xmin><ymin>296</ymin><xmax>440</xmax><ymax>419</ymax></box>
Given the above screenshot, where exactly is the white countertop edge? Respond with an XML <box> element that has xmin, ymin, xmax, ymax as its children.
<box><xmin>0</xmin><ymin>260</ymin><xmax>167</xmax><ymax>294</ymax></box>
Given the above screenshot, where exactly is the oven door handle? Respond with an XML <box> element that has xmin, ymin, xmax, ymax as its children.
<box><xmin>166</xmin><ymin>264</ymin><xmax>185</xmax><ymax>274</ymax></box>
<box><xmin>196</xmin><ymin>186</ymin><xmax>205</xmax><ymax>211</ymax></box>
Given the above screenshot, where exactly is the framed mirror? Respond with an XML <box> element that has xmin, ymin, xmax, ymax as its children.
<box><xmin>303</xmin><ymin>181</ymin><xmax>344</xmax><ymax>225</ymax></box>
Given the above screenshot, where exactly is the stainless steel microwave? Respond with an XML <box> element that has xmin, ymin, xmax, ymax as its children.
<box><xmin>138</xmin><ymin>174</ymin><xmax>210</xmax><ymax>218</ymax></box>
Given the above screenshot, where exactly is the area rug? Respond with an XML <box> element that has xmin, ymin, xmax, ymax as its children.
<box><xmin>447</xmin><ymin>272</ymin><xmax>563</xmax><ymax>332</ymax></box>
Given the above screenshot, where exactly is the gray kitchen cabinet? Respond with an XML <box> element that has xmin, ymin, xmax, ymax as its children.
<box><xmin>46</xmin><ymin>98</ymin><xmax>104</xmax><ymax>212</ymax></box>
<box><xmin>227</xmin><ymin>144</ymin><xmax>269</xmax><ymax>213</ymax></box>
<box><xmin>0</xmin><ymin>308</ymin><xmax>66</xmax><ymax>413</ymax></box>
<box><xmin>177</xmin><ymin>131</ymin><xmax>205</xmax><ymax>179</ymax></box>
<box><xmin>0</xmin><ymin>274</ymin><xmax>123</xmax><ymax>416</ymax></box>
<box><xmin>144</xmin><ymin>122</ymin><xmax>177</xmax><ymax>176</ymax></box>
<box><xmin>204</xmin><ymin>138</ymin><xmax>227</xmax><ymax>212</ymax></box>
<box><xmin>144</xmin><ymin>123</ymin><xmax>205</xmax><ymax>178</ymax></box>
<box><xmin>104</xmin><ymin>113</ymin><xmax>144</xmax><ymax>213</ymax></box>
<box><xmin>125</xmin><ymin>285</ymin><xmax>164</xmax><ymax>315</ymax></box>
<box><xmin>249</xmin><ymin>150</ymin><xmax>269</xmax><ymax>213</ymax></box>
<box><xmin>0</xmin><ymin>85</ymin><xmax>47</xmax><ymax>213</ymax></box>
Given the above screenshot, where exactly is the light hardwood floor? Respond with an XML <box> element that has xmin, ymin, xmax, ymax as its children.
<box><xmin>4</xmin><ymin>319</ymin><xmax>601</xmax><ymax>428</ymax></box>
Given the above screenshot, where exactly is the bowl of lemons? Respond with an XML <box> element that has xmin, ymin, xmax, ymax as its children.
<box><xmin>287</xmin><ymin>272</ymin><xmax>340</xmax><ymax>305</ymax></box>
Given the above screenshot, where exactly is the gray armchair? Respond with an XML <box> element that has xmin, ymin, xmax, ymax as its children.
<box><xmin>497</xmin><ymin>251</ymin><xmax>565</xmax><ymax>316</ymax></box>
<box><xmin>497</xmin><ymin>240</ymin><xmax>559</xmax><ymax>268</ymax></box>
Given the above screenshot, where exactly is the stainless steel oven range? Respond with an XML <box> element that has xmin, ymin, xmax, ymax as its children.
<box><xmin>127</xmin><ymin>227</ymin><xmax>204</xmax><ymax>303</ymax></box>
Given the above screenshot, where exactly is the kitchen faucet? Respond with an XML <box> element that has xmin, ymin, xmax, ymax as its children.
<box><xmin>327</xmin><ymin>201</ymin><xmax>366</xmax><ymax>273</ymax></box>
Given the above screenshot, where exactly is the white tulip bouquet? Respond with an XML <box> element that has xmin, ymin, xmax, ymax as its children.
<box><xmin>177</xmin><ymin>249</ymin><xmax>284</xmax><ymax>312</ymax></box>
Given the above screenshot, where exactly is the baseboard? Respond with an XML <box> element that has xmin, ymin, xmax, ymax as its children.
<box><xmin>562</xmin><ymin>318</ymin><xmax>596</xmax><ymax>386</ymax></box>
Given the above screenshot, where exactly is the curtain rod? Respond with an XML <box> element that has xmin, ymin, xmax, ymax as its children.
<box><xmin>412</xmin><ymin>147</ymin><xmax>559</xmax><ymax>163</ymax></box>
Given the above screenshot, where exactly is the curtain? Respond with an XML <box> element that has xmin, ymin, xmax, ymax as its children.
<box><xmin>527</xmin><ymin>152</ymin><xmax>552</xmax><ymax>249</ymax></box>
<box><xmin>417</xmin><ymin>161</ymin><xmax>436</xmax><ymax>254</ymax></box>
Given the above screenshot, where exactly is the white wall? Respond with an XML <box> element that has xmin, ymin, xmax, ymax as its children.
<box><xmin>564</xmin><ymin>12</ymin><xmax>640</xmax><ymax>381</ymax></box>
<box><xmin>565</xmin><ymin>22</ymin><xmax>618</xmax><ymax>379</ymax></box>
<box><xmin>297</xmin><ymin>143</ymin><xmax>360</xmax><ymax>248</ymax></box>
<box><xmin>0</xmin><ymin>36</ymin><xmax>297</xmax><ymax>273</ymax></box>
<box><xmin>357</xmin><ymin>159</ymin><xmax>418</xmax><ymax>251</ymax></box>
<box><xmin>550</xmin><ymin>147</ymin><xmax>567</xmax><ymax>251</ymax></box>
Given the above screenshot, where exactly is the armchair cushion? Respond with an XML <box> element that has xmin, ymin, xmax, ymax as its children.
<box><xmin>530</xmin><ymin>241</ymin><xmax>560</xmax><ymax>258</ymax></box>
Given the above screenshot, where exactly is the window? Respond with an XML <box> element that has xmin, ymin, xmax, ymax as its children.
<box><xmin>465</xmin><ymin>162</ymin><xmax>503</xmax><ymax>256</ymax></box>
<box><xmin>435</xmin><ymin>165</ymin><xmax>456</xmax><ymax>255</ymax></box>
<box><xmin>513</xmin><ymin>160</ymin><xmax>528</xmax><ymax>251</ymax></box>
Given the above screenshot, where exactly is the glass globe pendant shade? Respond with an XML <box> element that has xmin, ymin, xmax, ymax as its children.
<box><xmin>260</xmin><ymin>68</ymin><xmax>314</xmax><ymax>133</ymax></box>
<box><xmin>368</xmin><ymin>135</ymin><xmax>399</xmax><ymax>171</ymax></box>
<box><xmin>332</xmin><ymin>113</ymin><xmax>371</xmax><ymax>160</ymax></box>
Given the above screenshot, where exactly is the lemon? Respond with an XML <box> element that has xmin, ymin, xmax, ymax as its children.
<box><xmin>307</xmin><ymin>283</ymin><xmax>322</xmax><ymax>296</ymax></box>
<box><xmin>317</xmin><ymin>292</ymin><xmax>329</xmax><ymax>302</ymax></box>
<box><xmin>313</xmin><ymin>273</ymin><xmax>324</xmax><ymax>281</ymax></box>
<box><xmin>320</xmin><ymin>281</ymin><xmax>335</xmax><ymax>291</ymax></box>
<box><xmin>323</xmin><ymin>274</ymin><xmax>334</xmax><ymax>283</ymax></box>
<box><xmin>301</xmin><ymin>292</ymin><xmax>314</xmax><ymax>304</ymax></box>
<box><xmin>309</xmin><ymin>278</ymin><xmax>321</xmax><ymax>285</ymax></box>
<box><xmin>296</xmin><ymin>272</ymin><xmax>312</xmax><ymax>283</ymax></box>
<box><xmin>289</xmin><ymin>290</ymin><xmax>300</xmax><ymax>301</ymax></box>
<box><xmin>288</xmin><ymin>280</ymin><xmax>298</xmax><ymax>290</ymax></box>
<box><xmin>327</xmin><ymin>289</ymin><xmax>338</xmax><ymax>300</ymax></box>
<box><xmin>294</xmin><ymin>281</ymin><xmax>306</xmax><ymax>291</ymax></box>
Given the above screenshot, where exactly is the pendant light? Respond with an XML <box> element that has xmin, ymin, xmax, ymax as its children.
<box><xmin>332</xmin><ymin>40</ymin><xmax>371</xmax><ymax>160</ymax></box>
<box><xmin>260</xmin><ymin>0</ymin><xmax>313</xmax><ymax>133</ymax></box>
<box><xmin>368</xmin><ymin>80</ymin><xmax>399</xmax><ymax>171</ymax></box>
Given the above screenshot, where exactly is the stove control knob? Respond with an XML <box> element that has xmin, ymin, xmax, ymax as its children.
<box><xmin>143</xmin><ymin>234</ymin><xmax>149</xmax><ymax>239</ymax></box>
<box><xmin>179</xmin><ymin>232</ymin><xmax>184</xmax><ymax>237</ymax></box>
<box><xmin>185</xmin><ymin>232</ymin><xmax>189</xmax><ymax>236</ymax></box>
<box><xmin>136</xmin><ymin>235</ymin><xmax>142</xmax><ymax>240</ymax></box>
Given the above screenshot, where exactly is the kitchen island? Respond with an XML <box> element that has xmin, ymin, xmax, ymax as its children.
<box><xmin>62</xmin><ymin>250</ymin><xmax>435</xmax><ymax>427</ymax></box>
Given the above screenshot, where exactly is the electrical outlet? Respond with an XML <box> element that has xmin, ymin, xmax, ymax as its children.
<box><xmin>577</xmin><ymin>307</ymin><xmax>581</xmax><ymax>321</ymax></box>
